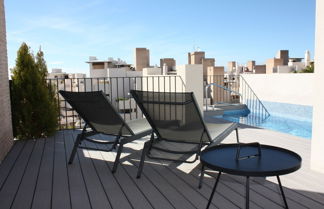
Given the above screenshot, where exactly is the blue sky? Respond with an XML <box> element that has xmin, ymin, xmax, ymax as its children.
<box><xmin>5</xmin><ymin>0</ymin><xmax>315</xmax><ymax>75</ymax></box>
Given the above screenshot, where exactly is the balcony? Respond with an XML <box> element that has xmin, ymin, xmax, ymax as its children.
<box><xmin>0</xmin><ymin>127</ymin><xmax>323</xmax><ymax>209</ymax></box>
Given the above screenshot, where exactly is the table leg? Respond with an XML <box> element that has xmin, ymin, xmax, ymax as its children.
<box><xmin>206</xmin><ymin>172</ymin><xmax>222</xmax><ymax>209</ymax></box>
<box><xmin>277</xmin><ymin>175</ymin><xmax>289</xmax><ymax>209</ymax></box>
<box><xmin>246</xmin><ymin>176</ymin><xmax>250</xmax><ymax>209</ymax></box>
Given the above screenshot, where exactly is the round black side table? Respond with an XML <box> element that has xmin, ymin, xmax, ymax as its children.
<box><xmin>200</xmin><ymin>143</ymin><xmax>302</xmax><ymax>209</ymax></box>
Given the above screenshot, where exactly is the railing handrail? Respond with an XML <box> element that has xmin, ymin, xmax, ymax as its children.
<box><xmin>204</xmin><ymin>82</ymin><xmax>241</xmax><ymax>111</ymax></box>
<box><xmin>240</xmin><ymin>75</ymin><xmax>270</xmax><ymax>117</ymax></box>
<box><xmin>46</xmin><ymin>75</ymin><xmax>184</xmax><ymax>79</ymax></box>
<box><xmin>205</xmin><ymin>82</ymin><xmax>242</xmax><ymax>96</ymax></box>
<box><xmin>204</xmin><ymin>75</ymin><xmax>270</xmax><ymax>122</ymax></box>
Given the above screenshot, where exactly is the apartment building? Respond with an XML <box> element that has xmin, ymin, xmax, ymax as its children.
<box><xmin>87</xmin><ymin>56</ymin><xmax>133</xmax><ymax>78</ymax></box>
<box><xmin>160</xmin><ymin>58</ymin><xmax>176</xmax><ymax>72</ymax></box>
<box><xmin>188</xmin><ymin>51</ymin><xmax>215</xmax><ymax>77</ymax></box>
<box><xmin>134</xmin><ymin>48</ymin><xmax>150</xmax><ymax>71</ymax></box>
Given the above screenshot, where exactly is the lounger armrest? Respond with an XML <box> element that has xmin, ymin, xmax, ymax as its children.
<box><xmin>120</xmin><ymin>129</ymin><xmax>152</xmax><ymax>145</ymax></box>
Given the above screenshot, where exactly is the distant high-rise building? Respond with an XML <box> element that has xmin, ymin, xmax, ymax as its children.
<box><xmin>305</xmin><ymin>50</ymin><xmax>311</xmax><ymax>67</ymax></box>
<box><xmin>247</xmin><ymin>60</ymin><xmax>256</xmax><ymax>71</ymax></box>
<box><xmin>202</xmin><ymin>58</ymin><xmax>215</xmax><ymax>76</ymax></box>
<box><xmin>160</xmin><ymin>58</ymin><xmax>176</xmax><ymax>71</ymax></box>
<box><xmin>227</xmin><ymin>61</ymin><xmax>236</xmax><ymax>73</ymax></box>
<box><xmin>276</xmin><ymin>50</ymin><xmax>289</xmax><ymax>65</ymax></box>
<box><xmin>135</xmin><ymin>48</ymin><xmax>150</xmax><ymax>71</ymax></box>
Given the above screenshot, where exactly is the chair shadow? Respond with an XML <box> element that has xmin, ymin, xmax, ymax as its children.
<box><xmin>70</xmin><ymin>129</ymin><xmax>324</xmax><ymax>208</ymax></box>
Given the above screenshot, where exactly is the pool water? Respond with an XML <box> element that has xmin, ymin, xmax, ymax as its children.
<box><xmin>214</xmin><ymin>109</ymin><xmax>312</xmax><ymax>139</ymax></box>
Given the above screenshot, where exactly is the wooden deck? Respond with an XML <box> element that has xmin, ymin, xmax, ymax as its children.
<box><xmin>0</xmin><ymin>127</ymin><xmax>324</xmax><ymax>209</ymax></box>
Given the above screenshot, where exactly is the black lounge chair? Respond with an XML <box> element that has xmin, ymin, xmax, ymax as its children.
<box><xmin>130</xmin><ymin>90</ymin><xmax>240</xmax><ymax>184</ymax></box>
<box><xmin>59</xmin><ymin>90</ymin><xmax>152</xmax><ymax>173</ymax></box>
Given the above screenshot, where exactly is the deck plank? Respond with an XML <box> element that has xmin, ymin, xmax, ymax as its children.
<box><xmin>95</xmin><ymin>133</ymin><xmax>177</xmax><ymax>209</ymax></box>
<box><xmin>71</xmin><ymin>132</ymin><xmax>112</xmax><ymax>209</ymax></box>
<box><xmin>11</xmin><ymin>139</ymin><xmax>45</xmax><ymax>209</ymax></box>
<box><xmin>0</xmin><ymin>140</ymin><xmax>25</xmax><ymax>189</ymax></box>
<box><xmin>165</xmin><ymin>164</ymin><xmax>239</xmax><ymax>209</ymax></box>
<box><xmin>143</xmin><ymin>158</ymin><xmax>217</xmax><ymax>209</ymax></box>
<box><xmin>52</xmin><ymin>131</ymin><xmax>71</xmax><ymax>209</ymax></box>
<box><xmin>116</xmin><ymin>140</ymin><xmax>198</xmax><ymax>209</ymax></box>
<box><xmin>0</xmin><ymin>140</ymin><xmax>35</xmax><ymax>209</ymax></box>
<box><xmin>63</xmin><ymin>130</ymin><xmax>92</xmax><ymax>209</ymax></box>
<box><xmin>92</xmin><ymin>139</ymin><xmax>154</xmax><ymax>209</ymax></box>
<box><xmin>31</xmin><ymin>136</ymin><xmax>55</xmax><ymax>209</ymax></box>
<box><xmin>74</xmin><ymin>131</ymin><xmax>133</xmax><ymax>209</ymax></box>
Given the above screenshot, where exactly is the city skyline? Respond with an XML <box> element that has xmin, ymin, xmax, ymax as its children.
<box><xmin>6</xmin><ymin>0</ymin><xmax>315</xmax><ymax>75</ymax></box>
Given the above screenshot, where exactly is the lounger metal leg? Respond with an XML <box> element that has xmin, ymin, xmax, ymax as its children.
<box><xmin>137</xmin><ymin>141</ymin><xmax>150</xmax><ymax>179</ymax></box>
<box><xmin>277</xmin><ymin>175</ymin><xmax>289</xmax><ymax>209</ymax></box>
<box><xmin>112</xmin><ymin>136</ymin><xmax>120</xmax><ymax>150</ymax></box>
<box><xmin>112</xmin><ymin>143</ymin><xmax>123</xmax><ymax>173</ymax></box>
<box><xmin>69</xmin><ymin>133</ymin><xmax>83</xmax><ymax>164</ymax></box>
<box><xmin>235</xmin><ymin>128</ymin><xmax>240</xmax><ymax>143</ymax></box>
<box><xmin>206</xmin><ymin>172</ymin><xmax>221</xmax><ymax>209</ymax></box>
<box><xmin>246</xmin><ymin>176</ymin><xmax>250</xmax><ymax>209</ymax></box>
<box><xmin>199</xmin><ymin>164</ymin><xmax>205</xmax><ymax>189</ymax></box>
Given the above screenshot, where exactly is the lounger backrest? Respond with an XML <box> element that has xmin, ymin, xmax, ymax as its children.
<box><xmin>59</xmin><ymin>91</ymin><xmax>133</xmax><ymax>136</ymax></box>
<box><xmin>131</xmin><ymin>90</ymin><xmax>212</xmax><ymax>143</ymax></box>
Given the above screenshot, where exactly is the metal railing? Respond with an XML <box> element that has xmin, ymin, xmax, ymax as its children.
<box><xmin>47</xmin><ymin>76</ymin><xmax>185</xmax><ymax>130</ymax></box>
<box><xmin>239</xmin><ymin>76</ymin><xmax>270</xmax><ymax>120</ymax></box>
<box><xmin>204</xmin><ymin>75</ymin><xmax>270</xmax><ymax>122</ymax></box>
<box><xmin>204</xmin><ymin>75</ymin><xmax>242</xmax><ymax>105</ymax></box>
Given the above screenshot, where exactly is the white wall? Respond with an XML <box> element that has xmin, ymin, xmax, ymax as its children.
<box><xmin>311</xmin><ymin>0</ymin><xmax>324</xmax><ymax>173</ymax></box>
<box><xmin>241</xmin><ymin>74</ymin><xmax>314</xmax><ymax>106</ymax></box>
<box><xmin>90</xmin><ymin>68</ymin><xmax>107</xmax><ymax>77</ymax></box>
<box><xmin>141</xmin><ymin>75</ymin><xmax>185</xmax><ymax>93</ymax></box>
<box><xmin>277</xmin><ymin>65</ymin><xmax>293</xmax><ymax>73</ymax></box>
<box><xmin>143</xmin><ymin>67</ymin><xmax>162</xmax><ymax>75</ymax></box>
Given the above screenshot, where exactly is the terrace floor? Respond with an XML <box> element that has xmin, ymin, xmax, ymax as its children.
<box><xmin>0</xmin><ymin>126</ymin><xmax>324</xmax><ymax>209</ymax></box>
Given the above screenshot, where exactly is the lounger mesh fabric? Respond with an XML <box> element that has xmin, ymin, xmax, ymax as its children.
<box><xmin>59</xmin><ymin>91</ymin><xmax>133</xmax><ymax>136</ymax></box>
<box><xmin>131</xmin><ymin>90</ymin><xmax>212</xmax><ymax>144</ymax></box>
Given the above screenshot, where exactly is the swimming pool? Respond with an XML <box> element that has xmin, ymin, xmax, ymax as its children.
<box><xmin>214</xmin><ymin>109</ymin><xmax>312</xmax><ymax>139</ymax></box>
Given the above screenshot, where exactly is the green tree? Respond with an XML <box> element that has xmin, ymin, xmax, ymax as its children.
<box><xmin>300</xmin><ymin>63</ymin><xmax>314</xmax><ymax>73</ymax></box>
<box><xmin>11</xmin><ymin>43</ymin><xmax>58</xmax><ymax>139</ymax></box>
<box><xmin>35</xmin><ymin>48</ymin><xmax>48</xmax><ymax>79</ymax></box>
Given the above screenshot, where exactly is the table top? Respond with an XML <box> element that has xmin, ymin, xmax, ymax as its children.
<box><xmin>201</xmin><ymin>143</ymin><xmax>302</xmax><ymax>177</ymax></box>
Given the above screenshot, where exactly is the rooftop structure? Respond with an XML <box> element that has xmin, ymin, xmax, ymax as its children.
<box><xmin>276</xmin><ymin>50</ymin><xmax>289</xmax><ymax>65</ymax></box>
<box><xmin>87</xmin><ymin>56</ymin><xmax>132</xmax><ymax>78</ymax></box>
<box><xmin>227</xmin><ymin>61</ymin><xmax>236</xmax><ymax>74</ymax></box>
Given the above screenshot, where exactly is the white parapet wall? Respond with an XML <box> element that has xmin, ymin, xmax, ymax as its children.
<box><xmin>241</xmin><ymin>73</ymin><xmax>314</xmax><ymax>106</ymax></box>
<box><xmin>311</xmin><ymin>0</ymin><xmax>324</xmax><ymax>173</ymax></box>
<box><xmin>177</xmin><ymin>64</ymin><xmax>204</xmax><ymax>112</ymax></box>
